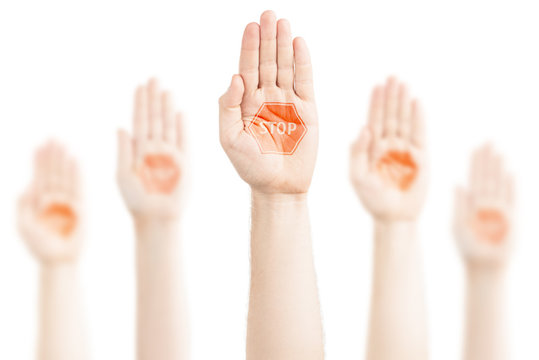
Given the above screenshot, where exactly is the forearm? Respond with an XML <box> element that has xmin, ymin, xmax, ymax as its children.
<box><xmin>463</xmin><ymin>265</ymin><xmax>508</xmax><ymax>360</ymax></box>
<box><xmin>366</xmin><ymin>220</ymin><xmax>428</xmax><ymax>360</ymax></box>
<box><xmin>38</xmin><ymin>263</ymin><xmax>87</xmax><ymax>360</ymax></box>
<box><xmin>247</xmin><ymin>192</ymin><xmax>324</xmax><ymax>360</ymax></box>
<box><xmin>135</xmin><ymin>218</ymin><xmax>189</xmax><ymax>360</ymax></box>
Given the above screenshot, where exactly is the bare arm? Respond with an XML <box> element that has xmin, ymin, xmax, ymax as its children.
<box><xmin>18</xmin><ymin>142</ymin><xmax>87</xmax><ymax>360</ymax></box>
<box><xmin>454</xmin><ymin>144</ymin><xmax>514</xmax><ymax>360</ymax></box>
<box><xmin>117</xmin><ymin>78</ymin><xmax>189</xmax><ymax>360</ymax></box>
<box><xmin>38</xmin><ymin>263</ymin><xmax>87</xmax><ymax>360</ymax></box>
<box><xmin>350</xmin><ymin>77</ymin><xmax>429</xmax><ymax>360</ymax></box>
<box><xmin>367</xmin><ymin>221</ymin><xmax>427</xmax><ymax>360</ymax></box>
<box><xmin>135</xmin><ymin>218</ymin><xmax>189</xmax><ymax>359</ymax></box>
<box><xmin>247</xmin><ymin>193</ymin><xmax>323</xmax><ymax>359</ymax></box>
<box><xmin>219</xmin><ymin>10</ymin><xmax>323</xmax><ymax>360</ymax></box>
<box><xmin>464</xmin><ymin>265</ymin><xmax>507</xmax><ymax>360</ymax></box>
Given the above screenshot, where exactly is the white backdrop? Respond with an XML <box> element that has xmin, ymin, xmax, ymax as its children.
<box><xmin>1</xmin><ymin>0</ymin><xmax>538</xmax><ymax>358</ymax></box>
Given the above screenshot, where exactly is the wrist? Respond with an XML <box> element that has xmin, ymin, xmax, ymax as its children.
<box><xmin>466</xmin><ymin>263</ymin><xmax>506</xmax><ymax>302</ymax></box>
<box><xmin>39</xmin><ymin>256</ymin><xmax>79</xmax><ymax>269</ymax></box>
<box><xmin>40</xmin><ymin>261</ymin><xmax>77</xmax><ymax>271</ymax></box>
<box><xmin>374</xmin><ymin>219</ymin><xmax>416</xmax><ymax>232</ymax></box>
<box><xmin>40</xmin><ymin>262</ymin><xmax>78</xmax><ymax>285</ymax></box>
<box><xmin>134</xmin><ymin>216</ymin><xmax>179</xmax><ymax>230</ymax></box>
<box><xmin>134</xmin><ymin>216</ymin><xmax>179</xmax><ymax>251</ymax></box>
<box><xmin>466</xmin><ymin>262</ymin><xmax>507</xmax><ymax>279</ymax></box>
<box><xmin>251</xmin><ymin>190</ymin><xmax>308</xmax><ymax>205</ymax></box>
<box><xmin>373</xmin><ymin>220</ymin><xmax>418</xmax><ymax>250</ymax></box>
<box><xmin>250</xmin><ymin>190</ymin><xmax>309</xmax><ymax>233</ymax></box>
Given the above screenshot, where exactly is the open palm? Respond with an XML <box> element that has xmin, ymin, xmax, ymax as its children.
<box><xmin>454</xmin><ymin>145</ymin><xmax>514</xmax><ymax>265</ymax></box>
<box><xmin>350</xmin><ymin>77</ymin><xmax>427</xmax><ymax>221</ymax></box>
<box><xmin>117</xmin><ymin>79</ymin><xmax>185</xmax><ymax>219</ymax></box>
<box><xmin>219</xmin><ymin>11</ymin><xmax>318</xmax><ymax>194</ymax></box>
<box><xmin>18</xmin><ymin>142</ymin><xmax>82</xmax><ymax>263</ymax></box>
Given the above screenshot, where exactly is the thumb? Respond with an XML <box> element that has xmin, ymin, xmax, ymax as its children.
<box><xmin>350</xmin><ymin>126</ymin><xmax>372</xmax><ymax>180</ymax></box>
<box><xmin>17</xmin><ymin>191</ymin><xmax>34</xmax><ymax>236</ymax></box>
<box><xmin>117</xmin><ymin>129</ymin><xmax>133</xmax><ymax>178</ymax></box>
<box><xmin>219</xmin><ymin>75</ymin><xmax>245</xmax><ymax>142</ymax></box>
<box><xmin>454</xmin><ymin>186</ymin><xmax>469</xmax><ymax>227</ymax></box>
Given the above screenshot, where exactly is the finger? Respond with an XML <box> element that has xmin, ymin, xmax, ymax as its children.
<box><xmin>454</xmin><ymin>186</ymin><xmax>469</xmax><ymax>223</ymax></box>
<box><xmin>397</xmin><ymin>83</ymin><xmax>412</xmax><ymax>140</ymax></box>
<box><xmin>17</xmin><ymin>190</ymin><xmax>35</xmax><ymax>232</ymax></box>
<box><xmin>175</xmin><ymin>113</ymin><xmax>185</xmax><ymax>150</ymax></box>
<box><xmin>133</xmin><ymin>86</ymin><xmax>148</xmax><ymax>144</ymax></box>
<box><xmin>277</xmin><ymin>19</ymin><xmax>294</xmax><ymax>89</ymax></box>
<box><xmin>239</xmin><ymin>22</ymin><xmax>260</xmax><ymax>93</ymax></box>
<box><xmin>63</xmin><ymin>156</ymin><xmax>75</xmax><ymax>199</ymax></box>
<box><xmin>482</xmin><ymin>144</ymin><xmax>495</xmax><ymax>197</ymax></box>
<box><xmin>410</xmin><ymin>99</ymin><xmax>425</xmax><ymax>147</ymax></box>
<box><xmin>491</xmin><ymin>153</ymin><xmax>503</xmax><ymax>197</ymax></box>
<box><xmin>42</xmin><ymin>142</ymin><xmax>54</xmax><ymax>192</ymax></box>
<box><xmin>66</xmin><ymin>157</ymin><xmax>80</xmax><ymax>200</ymax></box>
<box><xmin>503</xmin><ymin>173</ymin><xmax>515</xmax><ymax>206</ymax></box>
<box><xmin>58</xmin><ymin>147</ymin><xmax>69</xmax><ymax>192</ymax></box>
<box><xmin>368</xmin><ymin>85</ymin><xmax>384</xmax><ymax>139</ymax></box>
<box><xmin>350</xmin><ymin>126</ymin><xmax>372</xmax><ymax>178</ymax></box>
<box><xmin>478</xmin><ymin>145</ymin><xmax>492</xmax><ymax>197</ymax></box>
<box><xmin>34</xmin><ymin>146</ymin><xmax>47</xmax><ymax>192</ymax></box>
<box><xmin>383</xmin><ymin>77</ymin><xmax>399</xmax><ymax>138</ymax></box>
<box><xmin>17</xmin><ymin>192</ymin><xmax>32</xmax><ymax>218</ymax></box>
<box><xmin>293</xmin><ymin>37</ymin><xmax>314</xmax><ymax>100</ymax></box>
<box><xmin>148</xmin><ymin>78</ymin><xmax>162</xmax><ymax>140</ymax></box>
<box><xmin>219</xmin><ymin>75</ymin><xmax>245</xmax><ymax>146</ymax></box>
<box><xmin>259</xmin><ymin>10</ymin><xmax>277</xmax><ymax>87</ymax></box>
<box><xmin>49</xmin><ymin>142</ymin><xmax>62</xmax><ymax>191</ymax></box>
<box><xmin>117</xmin><ymin>129</ymin><xmax>133</xmax><ymax>179</ymax></box>
<box><xmin>469</xmin><ymin>147</ymin><xmax>482</xmax><ymax>197</ymax></box>
<box><xmin>162</xmin><ymin>92</ymin><xmax>175</xmax><ymax>144</ymax></box>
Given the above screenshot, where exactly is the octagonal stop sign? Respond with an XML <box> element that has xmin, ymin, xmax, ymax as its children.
<box><xmin>247</xmin><ymin>102</ymin><xmax>308</xmax><ymax>155</ymax></box>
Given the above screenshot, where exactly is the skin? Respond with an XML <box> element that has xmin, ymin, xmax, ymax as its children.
<box><xmin>376</xmin><ymin>150</ymin><xmax>418</xmax><ymax>190</ymax></box>
<box><xmin>350</xmin><ymin>77</ymin><xmax>428</xmax><ymax>360</ymax></box>
<box><xmin>17</xmin><ymin>142</ymin><xmax>87</xmax><ymax>360</ymax></box>
<box><xmin>39</xmin><ymin>203</ymin><xmax>77</xmax><ymax>237</ymax></box>
<box><xmin>117</xmin><ymin>78</ymin><xmax>189</xmax><ymax>360</ymax></box>
<box><xmin>219</xmin><ymin>10</ymin><xmax>324</xmax><ymax>360</ymax></box>
<box><xmin>454</xmin><ymin>144</ymin><xmax>514</xmax><ymax>360</ymax></box>
<box><xmin>248</xmin><ymin>102</ymin><xmax>307</xmax><ymax>154</ymax></box>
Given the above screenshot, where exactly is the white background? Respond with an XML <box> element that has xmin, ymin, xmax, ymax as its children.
<box><xmin>1</xmin><ymin>0</ymin><xmax>538</xmax><ymax>358</ymax></box>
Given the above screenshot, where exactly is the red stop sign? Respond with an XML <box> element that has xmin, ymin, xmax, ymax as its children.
<box><xmin>247</xmin><ymin>102</ymin><xmax>308</xmax><ymax>155</ymax></box>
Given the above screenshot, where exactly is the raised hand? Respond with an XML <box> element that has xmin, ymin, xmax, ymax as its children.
<box><xmin>219</xmin><ymin>10</ymin><xmax>318</xmax><ymax>195</ymax></box>
<box><xmin>220</xmin><ymin>12</ymin><xmax>324</xmax><ymax>360</ymax></box>
<box><xmin>350</xmin><ymin>77</ymin><xmax>427</xmax><ymax>220</ymax></box>
<box><xmin>454</xmin><ymin>144</ymin><xmax>514</xmax><ymax>266</ymax></box>
<box><xmin>18</xmin><ymin>142</ymin><xmax>82</xmax><ymax>263</ymax></box>
<box><xmin>117</xmin><ymin>78</ymin><xmax>185</xmax><ymax>219</ymax></box>
<box><xmin>354</xmin><ymin>78</ymin><xmax>429</xmax><ymax>360</ymax></box>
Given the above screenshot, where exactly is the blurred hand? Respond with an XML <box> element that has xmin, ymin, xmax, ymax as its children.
<box><xmin>18</xmin><ymin>142</ymin><xmax>82</xmax><ymax>263</ymax></box>
<box><xmin>454</xmin><ymin>145</ymin><xmax>514</xmax><ymax>266</ymax></box>
<box><xmin>350</xmin><ymin>77</ymin><xmax>427</xmax><ymax>221</ymax></box>
<box><xmin>117</xmin><ymin>79</ymin><xmax>185</xmax><ymax>219</ymax></box>
<box><xmin>219</xmin><ymin>10</ymin><xmax>318</xmax><ymax>195</ymax></box>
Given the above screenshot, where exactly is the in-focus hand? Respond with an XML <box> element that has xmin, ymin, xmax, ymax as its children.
<box><xmin>454</xmin><ymin>144</ymin><xmax>514</xmax><ymax>266</ymax></box>
<box><xmin>219</xmin><ymin>10</ymin><xmax>318</xmax><ymax>195</ymax></box>
<box><xmin>18</xmin><ymin>142</ymin><xmax>82</xmax><ymax>263</ymax></box>
<box><xmin>350</xmin><ymin>77</ymin><xmax>427</xmax><ymax>221</ymax></box>
<box><xmin>117</xmin><ymin>78</ymin><xmax>185</xmax><ymax>220</ymax></box>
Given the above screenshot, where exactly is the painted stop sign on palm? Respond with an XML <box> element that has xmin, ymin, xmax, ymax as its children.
<box><xmin>248</xmin><ymin>102</ymin><xmax>307</xmax><ymax>155</ymax></box>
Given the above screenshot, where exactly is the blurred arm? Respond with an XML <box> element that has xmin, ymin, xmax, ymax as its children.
<box><xmin>135</xmin><ymin>218</ymin><xmax>189</xmax><ymax>360</ymax></box>
<box><xmin>463</xmin><ymin>265</ymin><xmax>508</xmax><ymax>360</ymax></box>
<box><xmin>247</xmin><ymin>192</ymin><xmax>324</xmax><ymax>360</ymax></box>
<box><xmin>38</xmin><ymin>263</ymin><xmax>87</xmax><ymax>360</ymax></box>
<box><xmin>366</xmin><ymin>220</ymin><xmax>428</xmax><ymax>360</ymax></box>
